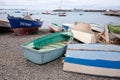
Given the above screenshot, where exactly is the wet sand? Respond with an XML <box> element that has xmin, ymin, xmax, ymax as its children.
<box><xmin>0</xmin><ymin>29</ymin><xmax>119</xmax><ymax>80</ymax></box>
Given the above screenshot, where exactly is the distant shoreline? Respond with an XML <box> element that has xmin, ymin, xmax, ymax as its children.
<box><xmin>104</xmin><ymin>11</ymin><xmax>120</xmax><ymax>17</ymax></box>
<box><xmin>1</xmin><ymin>8</ymin><xmax>120</xmax><ymax>12</ymax></box>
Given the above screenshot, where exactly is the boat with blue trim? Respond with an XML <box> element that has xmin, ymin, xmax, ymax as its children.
<box><xmin>7</xmin><ymin>14</ymin><xmax>43</xmax><ymax>36</ymax></box>
<box><xmin>63</xmin><ymin>44</ymin><xmax>120</xmax><ymax>77</ymax></box>
<box><xmin>62</xmin><ymin>23</ymin><xmax>73</xmax><ymax>31</ymax></box>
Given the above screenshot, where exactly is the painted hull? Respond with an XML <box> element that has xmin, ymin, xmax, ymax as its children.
<box><xmin>21</xmin><ymin>32</ymin><xmax>73</xmax><ymax>64</ymax></box>
<box><xmin>7</xmin><ymin>15</ymin><xmax>43</xmax><ymax>35</ymax></box>
<box><xmin>63</xmin><ymin>44</ymin><xmax>120</xmax><ymax>77</ymax></box>
<box><xmin>71</xmin><ymin>29</ymin><xmax>96</xmax><ymax>43</ymax></box>
<box><xmin>0</xmin><ymin>20</ymin><xmax>12</xmax><ymax>32</ymax></box>
<box><xmin>13</xmin><ymin>27</ymin><xmax>39</xmax><ymax>36</ymax></box>
<box><xmin>62</xmin><ymin>23</ymin><xmax>73</xmax><ymax>31</ymax></box>
<box><xmin>22</xmin><ymin>45</ymin><xmax>67</xmax><ymax>64</ymax></box>
<box><xmin>109</xmin><ymin>24</ymin><xmax>120</xmax><ymax>39</ymax></box>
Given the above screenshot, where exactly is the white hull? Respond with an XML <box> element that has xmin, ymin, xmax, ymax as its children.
<box><xmin>111</xmin><ymin>32</ymin><xmax>120</xmax><ymax>39</ymax></box>
<box><xmin>71</xmin><ymin>29</ymin><xmax>96</xmax><ymax>43</ymax></box>
<box><xmin>0</xmin><ymin>20</ymin><xmax>10</xmax><ymax>27</ymax></box>
<box><xmin>63</xmin><ymin>62</ymin><xmax>120</xmax><ymax>77</ymax></box>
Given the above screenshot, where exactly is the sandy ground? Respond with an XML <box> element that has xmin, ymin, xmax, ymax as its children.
<box><xmin>0</xmin><ymin>29</ymin><xmax>119</xmax><ymax>80</ymax></box>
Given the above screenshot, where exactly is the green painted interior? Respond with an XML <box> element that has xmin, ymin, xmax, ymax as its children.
<box><xmin>33</xmin><ymin>32</ymin><xmax>73</xmax><ymax>49</ymax></box>
<box><xmin>24</xmin><ymin>42</ymin><xmax>66</xmax><ymax>52</ymax></box>
<box><xmin>22</xmin><ymin>32</ymin><xmax>73</xmax><ymax>50</ymax></box>
<box><xmin>109</xmin><ymin>24</ymin><xmax>120</xmax><ymax>34</ymax></box>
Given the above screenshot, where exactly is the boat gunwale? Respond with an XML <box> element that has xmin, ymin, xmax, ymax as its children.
<box><xmin>33</xmin><ymin>32</ymin><xmax>73</xmax><ymax>49</ymax></box>
<box><xmin>7</xmin><ymin>15</ymin><xmax>43</xmax><ymax>23</ymax></box>
<box><xmin>21</xmin><ymin>32</ymin><xmax>73</xmax><ymax>50</ymax></box>
<box><xmin>21</xmin><ymin>44</ymin><xmax>67</xmax><ymax>54</ymax></box>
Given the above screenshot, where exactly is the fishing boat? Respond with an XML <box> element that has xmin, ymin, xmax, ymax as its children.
<box><xmin>21</xmin><ymin>31</ymin><xmax>73</xmax><ymax>64</ymax></box>
<box><xmin>49</xmin><ymin>23</ymin><xmax>62</xmax><ymax>32</ymax></box>
<box><xmin>7</xmin><ymin>15</ymin><xmax>43</xmax><ymax>36</ymax></box>
<box><xmin>0</xmin><ymin>20</ymin><xmax>12</xmax><ymax>32</ymax></box>
<box><xmin>58</xmin><ymin>13</ymin><xmax>67</xmax><ymax>16</ymax></box>
<box><xmin>70</xmin><ymin>22</ymin><xmax>96</xmax><ymax>43</ymax></box>
<box><xmin>90</xmin><ymin>23</ymin><xmax>104</xmax><ymax>33</ymax></box>
<box><xmin>108</xmin><ymin>24</ymin><xmax>120</xmax><ymax>39</ymax></box>
<box><xmin>63</xmin><ymin>44</ymin><xmax>120</xmax><ymax>77</ymax></box>
<box><xmin>41</xmin><ymin>11</ymin><xmax>50</xmax><ymax>15</ymax></box>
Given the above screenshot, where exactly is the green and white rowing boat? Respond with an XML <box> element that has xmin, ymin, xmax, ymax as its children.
<box><xmin>21</xmin><ymin>31</ymin><xmax>73</xmax><ymax>64</ymax></box>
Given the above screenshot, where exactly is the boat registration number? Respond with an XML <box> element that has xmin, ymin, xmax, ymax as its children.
<box><xmin>20</xmin><ymin>22</ymin><xmax>31</xmax><ymax>26</ymax></box>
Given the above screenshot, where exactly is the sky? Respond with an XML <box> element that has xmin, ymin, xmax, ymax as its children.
<box><xmin>0</xmin><ymin>0</ymin><xmax>120</xmax><ymax>10</ymax></box>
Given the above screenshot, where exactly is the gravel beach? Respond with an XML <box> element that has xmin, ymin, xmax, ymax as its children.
<box><xmin>0</xmin><ymin>29</ymin><xmax>119</xmax><ymax>80</ymax></box>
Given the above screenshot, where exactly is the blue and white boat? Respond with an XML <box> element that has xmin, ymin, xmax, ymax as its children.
<box><xmin>90</xmin><ymin>23</ymin><xmax>104</xmax><ymax>33</ymax></box>
<box><xmin>62</xmin><ymin>23</ymin><xmax>73</xmax><ymax>31</ymax></box>
<box><xmin>63</xmin><ymin>44</ymin><xmax>120</xmax><ymax>77</ymax></box>
<box><xmin>7</xmin><ymin>15</ymin><xmax>43</xmax><ymax>36</ymax></box>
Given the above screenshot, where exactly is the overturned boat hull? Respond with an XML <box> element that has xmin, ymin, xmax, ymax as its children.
<box><xmin>63</xmin><ymin>44</ymin><xmax>120</xmax><ymax>77</ymax></box>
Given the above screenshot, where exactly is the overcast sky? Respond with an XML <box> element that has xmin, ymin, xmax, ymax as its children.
<box><xmin>0</xmin><ymin>0</ymin><xmax>120</xmax><ymax>10</ymax></box>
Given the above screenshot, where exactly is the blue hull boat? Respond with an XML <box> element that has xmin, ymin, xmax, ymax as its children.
<box><xmin>62</xmin><ymin>23</ymin><xmax>73</xmax><ymax>31</ymax></box>
<box><xmin>63</xmin><ymin>44</ymin><xmax>120</xmax><ymax>77</ymax></box>
<box><xmin>7</xmin><ymin>15</ymin><xmax>43</xmax><ymax>36</ymax></box>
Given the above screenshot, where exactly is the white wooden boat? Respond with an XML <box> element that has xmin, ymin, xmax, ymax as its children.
<box><xmin>70</xmin><ymin>22</ymin><xmax>96</xmax><ymax>43</ymax></box>
<box><xmin>0</xmin><ymin>20</ymin><xmax>12</xmax><ymax>32</ymax></box>
<box><xmin>63</xmin><ymin>44</ymin><xmax>120</xmax><ymax>77</ymax></box>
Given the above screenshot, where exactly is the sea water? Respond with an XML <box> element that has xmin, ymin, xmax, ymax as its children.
<box><xmin>0</xmin><ymin>9</ymin><xmax>120</xmax><ymax>28</ymax></box>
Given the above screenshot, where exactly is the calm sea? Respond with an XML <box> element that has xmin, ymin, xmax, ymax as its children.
<box><xmin>0</xmin><ymin>9</ymin><xmax>120</xmax><ymax>28</ymax></box>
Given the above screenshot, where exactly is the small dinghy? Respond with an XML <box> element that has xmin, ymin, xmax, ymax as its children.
<box><xmin>21</xmin><ymin>31</ymin><xmax>73</xmax><ymax>64</ymax></box>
